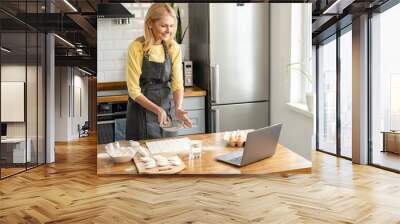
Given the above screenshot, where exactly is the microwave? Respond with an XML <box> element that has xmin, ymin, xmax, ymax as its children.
<box><xmin>183</xmin><ymin>61</ymin><xmax>193</xmax><ymax>87</ymax></box>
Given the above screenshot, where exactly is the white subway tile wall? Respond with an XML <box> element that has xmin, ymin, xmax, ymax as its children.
<box><xmin>97</xmin><ymin>3</ymin><xmax>190</xmax><ymax>83</ymax></box>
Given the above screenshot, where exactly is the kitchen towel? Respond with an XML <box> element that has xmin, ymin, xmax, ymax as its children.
<box><xmin>114</xmin><ymin>118</ymin><xmax>126</xmax><ymax>141</ymax></box>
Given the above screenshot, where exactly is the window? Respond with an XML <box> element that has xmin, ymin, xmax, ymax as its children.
<box><xmin>289</xmin><ymin>4</ymin><xmax>312</xmax><ymax>111</ymax></box>
<box><xmin>370</xmin><ymin>2</ymin><xmax>400</xmax><ymax>171</ymax></box>
<box><xmin>339</xmin><ymin>28</ymin><xmax>352</xmax><ymax>158</ymax></box>
<box><xmin>317</xmin><ymin>36</ymin><xmax>337</xmax><ymax>155</ymax></box>
<box><xmin>315</xmin><ymin>20</ymin><xmax>354</xmax><ymax>159</ymax></box>
<box><xmin>389</xmin><ymin>74</ymin><xmax>400</xmax><ymax>130</ymax></box>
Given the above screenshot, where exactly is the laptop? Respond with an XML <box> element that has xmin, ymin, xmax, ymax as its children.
<box><xmin>215</xmin><ymin>123</ymin><xmax>282</xmax><ymax>167</ymax></box>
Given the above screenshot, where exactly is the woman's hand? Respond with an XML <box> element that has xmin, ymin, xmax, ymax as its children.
<box><xmin>176</xmin><ymin>108</ymin><xmax>192</xmax><ymax>128</ymax></box>
<box><xmin>156</xmin><ymin>107</ymin><xmax>169</xmax><ymax>126</ymax></box>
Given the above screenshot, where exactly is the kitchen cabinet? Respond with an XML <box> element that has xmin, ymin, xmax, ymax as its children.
<box><xmin>178</xmin><ymin>96</ymin><xmax>205</xmax><ymax>136</ymax></box>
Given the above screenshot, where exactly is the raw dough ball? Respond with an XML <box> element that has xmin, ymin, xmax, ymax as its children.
<box><xmin>153</xmin><ymin>155</ymin><xmax>165</xmax><ymax>161</ymax></box>
<box><xmin>168</xmin><ymin>156</ymin><xmax>180</xmax><ymax>161</ymax></box>
<box><xmin>145</xmin><ymin>163</ymin><xmax>157</xmax><ymax>169</ymax></box>
<box><xmin>157</xmin><ymin>161</ymin><xmax>169</xmax><ymax>167</ymax></box>
<box><xmin>171</xmin><ymin>160</ymin><xmax>182</xmax><ymax>166</ymax></box>
<box><xmin>140</xmin><ymin>157</ymin><xmax>153</xmax><ymax>162</ymax></box>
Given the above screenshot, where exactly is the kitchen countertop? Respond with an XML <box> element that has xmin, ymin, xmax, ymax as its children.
<box><xmin>97</xmin><ymin>132</ymin><xmax>312</xmax><ymax>176</ymax></box>
<box><xmin>97</xmin><ymin>86</ymin><xmax>206</xmax><ymax>104</ymax></box>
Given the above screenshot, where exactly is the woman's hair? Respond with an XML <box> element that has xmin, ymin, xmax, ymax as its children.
<box><xmin>141</xmin><ymin>3</ymin><xmax>177</xmax><ymax>52</ymax></box>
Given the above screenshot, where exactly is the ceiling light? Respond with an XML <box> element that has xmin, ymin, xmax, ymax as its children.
<box><xmin>78</xmin><ymin>67</ymin><xmax>92</xmax><ymax>76</ymax></box>
<box><xmin>63</xmin><ymin>0</ymin><xmax>78</xmax><ymax>12</ymax></box>
<box><xmin>322</xmin><ymin>0</ymin><xmax>354</xmax><ymax>14</ymax></box>
<box><xmin>76</xmin><ymin>48</ymin><xmax>86</xmax><ymax>56</ymax></box>
<box><xmin>1</xmin><ymin>47</ymin><xmax>11</xmax><ymax>53</ymax></box>
<box><xmin>54</xmin><ymin>34</ymin><xmax>75</xmax><ymax>48</ymax></box>
<box><xmin>323</xmin><ymin>0</ymin><xmax>342</xmax><ymax>14</ymax></box>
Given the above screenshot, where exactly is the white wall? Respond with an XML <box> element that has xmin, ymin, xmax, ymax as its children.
<box><xmin>55</xmin><ymin>67</ymin><xmax>69</xmax><ymax>141</ymax></box>
<box><xmin>78</xmin><ymin>75</ymin><xmax>89</xmax><ymax>125</ymax></box>
<box><xmin>97</xmin><ymin>3</ymin><xmax>189</xmax><ymax>82</ymax></box>
<box><xmin>54</xmin><ymin>67</ymin><xmax>89</xmax><ymax>141</ymax></box>
<box><xmin>270</xmin><ymin>4</ymin><xmax>313</xmax><ymax>160</ymax></box>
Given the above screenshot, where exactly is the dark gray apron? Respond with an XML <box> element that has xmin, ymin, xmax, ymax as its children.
<box><xmin>126</xmin><ymin>41</ymin><xmax>177</xmax><ymax>140</ymax></box>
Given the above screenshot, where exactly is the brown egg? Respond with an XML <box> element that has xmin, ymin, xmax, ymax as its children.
<box><xmin>228</xmin><ymin>135</ymin><xmax>236</xmax><ymax>147</ymax></box>
<box><xmin>236</xmin><ymin>134</ymin><xmax>243</xmax><ymax>142</ymax></box>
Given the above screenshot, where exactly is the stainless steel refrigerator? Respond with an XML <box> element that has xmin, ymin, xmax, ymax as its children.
<box><xmin>189</xmin><ymin>3</ymin><xmax>269</xmax><ymax>132</ymax></box>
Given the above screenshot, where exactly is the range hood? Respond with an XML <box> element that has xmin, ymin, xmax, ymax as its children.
<box><xmin>97</xmin><ymin>3</ymin><xmax>134</xmax><ymax>19</ymax></box>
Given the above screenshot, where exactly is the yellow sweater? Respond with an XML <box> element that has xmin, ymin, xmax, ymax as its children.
<box><xmin>126</xmin><ymin>40</ymin><xmax>183</xmax><ymax>100</ymax></box>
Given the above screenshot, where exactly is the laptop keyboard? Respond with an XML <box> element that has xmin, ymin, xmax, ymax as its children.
<box><xmin>229</xmin><ymin>157</ymin><xmax>242</xmax><ymax>164</ymax></box>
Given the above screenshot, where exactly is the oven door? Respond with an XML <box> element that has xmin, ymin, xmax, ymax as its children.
<box><xmin>97</xmin><ymin>120</ymin><xmax>114</xmax><ymax>144</ymax></box>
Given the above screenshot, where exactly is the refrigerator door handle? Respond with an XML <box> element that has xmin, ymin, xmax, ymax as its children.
<box><xmin>210</xmin><ymin>64</ymin><xmax>220</xmax><ymax>104</ymax></box>
<box><xmin>210</xmin><ymin>108</ymin><xmax>220</xmax><ymax>133</ymax></box>
<box><xmin>211</xmin><ymin>109</ymin><xmax>215</xmax><ymax>132</ymax></box>
<box><xmin>211</xmin><ymin>108</ymin><xmax>220</xmax><ymax>133</ymax></box>
<box><xmin>215</xmin><ymin>108</ymin><xmax>220</xmax><ymax>132</ymax></box>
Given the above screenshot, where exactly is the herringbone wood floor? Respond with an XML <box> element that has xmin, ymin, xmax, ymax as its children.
<box><xmin>1</xmin><ymin>135</ymin><xmax>400</xmax><ymax>224</ymax></box>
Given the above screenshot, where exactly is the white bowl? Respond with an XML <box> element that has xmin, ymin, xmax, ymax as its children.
<box><xmin>160</xmin><ymin>120</ymin><xmax>183</xmax><ymax>132</ymax></box>
<box><xmin>110</xmin><ymin>155</ymin><xmax>134</xmax><ymax>163</ymax></box>
<box><xmin>106</xmin><ymin>146</ymin><xmax>137</xmax><ymax>163</ymax></box>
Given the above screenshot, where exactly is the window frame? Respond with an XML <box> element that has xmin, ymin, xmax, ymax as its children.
<box><xmin>0</xmin><ymin>1</ymin><xmax>48</xmax><ymax>180</ymax></box>
<box><xmin>368</xmin><ymin>0</ymin><xmax>400</xmax><ymax>173</ymax></box>
<box><xmin>315</xmin><ymin>24</ymin><xmax>353</xmax><ymax>161</ymax></box>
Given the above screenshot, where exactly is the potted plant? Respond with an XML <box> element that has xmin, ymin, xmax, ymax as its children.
<box><xmin>286</xmin><ymin>60</ymin><xmax>314</xmax><ymax>112</ymax></box>
<box><xmin>171</xmin><ymin>3</ymin><xmax>188</xmax><ymax>59</ymax></box>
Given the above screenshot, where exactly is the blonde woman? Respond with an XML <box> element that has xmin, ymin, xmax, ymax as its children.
<box><xmin>125</xmin><ymin>3</ymin><xmax>192</xmax><ymax>140</ymax></box>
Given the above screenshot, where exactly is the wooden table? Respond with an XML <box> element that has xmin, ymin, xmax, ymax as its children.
<box><xmin>381</xmin><ymin>131</ymin><xmax>400</xmax><ymax>154</ymax></box>
<box><xmin>97</xmin><ymin>132</ymin><xmax>312</xmax><ymax>176</ymax></box>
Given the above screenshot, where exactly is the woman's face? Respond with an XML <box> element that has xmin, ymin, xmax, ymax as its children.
<box><xmin>150</xmin><ymin>15</ymin><xmax>175</xmax><ymax>42</ymax></box>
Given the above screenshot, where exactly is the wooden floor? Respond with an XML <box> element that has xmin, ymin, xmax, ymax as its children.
<box><xmin>1</xmin><ymin>163</ymin><xmax>45</xmax><ymax>178</ymax></box>
<box><xmin>1</xmin><ymin>135</ymin><xmax>400</xmax><ymax>223</ymax></box>
<box><xmin>373</xmin><ymin>150</ymin><xmax>400</xmax><ymax>171</ymax></box>
<box><xmin>1</xmin><ymin>167</ymin><xmax>25</xmax><ymax>178</ymax></box>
